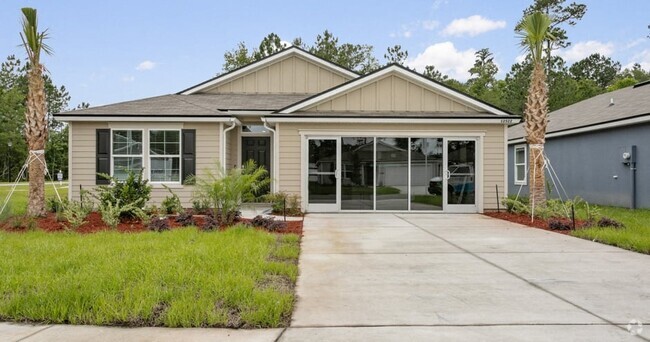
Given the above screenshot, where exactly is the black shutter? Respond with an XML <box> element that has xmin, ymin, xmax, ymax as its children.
<box><xmin>96</xmin><ymin>129</ymin><xmax>111</xmax><ymax>185</ymax></box>
<box><xmin>181</xmin><ymin>129</ymin><xmax>196</xmax><ymax>184</ymax></box>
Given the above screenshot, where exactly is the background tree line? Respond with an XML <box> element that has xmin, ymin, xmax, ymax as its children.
<box><xmin>221</xmin><ymin>0</ymin><xmax>649</xmax><ymax>116</ymax></box>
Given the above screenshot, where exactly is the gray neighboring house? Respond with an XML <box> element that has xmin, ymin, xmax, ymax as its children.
<box><xmin>508</xmin><ymin>81</ymin><xmax>650</xmax><ymax>208</ymax></box>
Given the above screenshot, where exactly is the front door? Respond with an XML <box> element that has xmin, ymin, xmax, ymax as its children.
<box><xmin>307</xmin><ymin>138</ymin><xmax>339</xmax><ymax>212</ymax></box>
<box><xmin>242</xmin><ymin>137</ymin><xmax>271</xmax><ymax>195</ymax></box>
<box><xmin>445</xmin><ymin>139</ymin><xmax>477</xmax><ymax>213</ymax></box>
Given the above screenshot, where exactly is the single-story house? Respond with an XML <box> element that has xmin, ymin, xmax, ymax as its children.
<box><xmin>55</xmin><ymin>47</ymin><xmax>519</xmax><ymax>213</ymax></box>
<box><xmin>508</xmin><ymin>81</ymin><xmax>649</xmax><ymax>208</ymax></box>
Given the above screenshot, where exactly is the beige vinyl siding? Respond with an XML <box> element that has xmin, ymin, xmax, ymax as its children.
<box><xmin>202</xmin><ymin>56</ymin><xmax>352</xmax><ymax>95</ymax></box>
<box><xmin>226</xmin><ymin>127</ymin><xmax>239</xmax><ymax>170</ymax></box>
<box><xmin>277</xmin><ymin>122</ymin><xmax>506</xmax><ymax>211</ymax></box>
<box><xmin>69</xmin><ymin>122</ymin><xmax>220</xmax><ymax>207</ymax></box>
<box><xmin>306</xmin><ymin>74</ymin><xmax>480</xmax><ymax>113</ymax></box>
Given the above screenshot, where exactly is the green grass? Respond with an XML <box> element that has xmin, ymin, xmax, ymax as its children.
<box><xmin>0</xmin><ymin>226</ymin><xmax>300</xmax><ymax>328</ymax></box>
<box><xmin>572</xmin><ymin>206</ymin><xmax>650</xmax><ymax>254</ymax></box>
<box><xmin>411</xmin><ymin>195</ymin><xmax>443</xmax><ymax>207</ymax></box>
<box><xmin>341</xmin><ymin>186</ymin><xmax>401</xmax><ymax>195</ymax></box>
<box><xmin>0</xmin><ymin>182</ymin><xmax>68</xmax><ymax>216</ymax></box>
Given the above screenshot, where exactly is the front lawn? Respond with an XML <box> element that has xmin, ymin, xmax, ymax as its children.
<box><xmin>0</xmin><ymin>226</ymin><xmax>300</xmax><ymax>328</ymax></box>
<box><xmin>0</xmin><ymin>182</ymin><xmax>68</xmax><ymax>217</ymax></box>
<box><xmin>571</xmin><ymin>206</ymin><xmax>650</xmax><ymax>254</ymax></box>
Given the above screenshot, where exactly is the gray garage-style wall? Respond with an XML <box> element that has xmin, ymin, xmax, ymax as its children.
<box><xmin>508</xmin><ymin>122</ymin><xmax>649</xmax><ymax>208</ymax></box>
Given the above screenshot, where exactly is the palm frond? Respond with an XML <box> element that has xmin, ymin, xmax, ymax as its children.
<box><xmin>515</xmin><ymin>12</ymin><xmax>554</xmax><ymax>64</ymax></box>
<box><xmin>20</xmin><ymin>7</ymin><xmax>52</xmax><ymax>64</ymax></box>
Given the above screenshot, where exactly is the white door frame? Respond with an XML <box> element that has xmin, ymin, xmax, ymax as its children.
<box><xmin>444</xmin><ymin>137</ymin><xmax>480</xmax><ymax>213</ymax></box>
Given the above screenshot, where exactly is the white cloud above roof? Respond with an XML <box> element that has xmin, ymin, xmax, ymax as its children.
<box><xmin>136</xmin><ymin>60</ymin><xmax>157</xmax><ymax>71</ymax></box>
<box><xmin>557</xmin><ymin>40</ymin><xmax>614</xmax><ymax>63</ymax></box>
<box><xmin>406</xmin><ymin>42</ymin><xmax>476</xmax><ymax>81</ymax></box>
<box><xmin>624</xmin><ymin>49</ymin><xmax>650</xmax><ymax>70</ymax></box>
<box><xmin>442</xmin><ymin>15</ymin><xmax>506</xmax><ymax>37</ymax></box>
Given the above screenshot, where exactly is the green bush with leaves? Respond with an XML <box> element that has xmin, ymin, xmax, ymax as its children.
<box><xmin>96</xmin><ymin>169</ymin><xmax>151</xmax><ymax>218</ymax></box>
<box><xmin>98</xmin><ymin>199</ymin><xmax>143</xmax><ymax>229</ymax></box>
<box><xmin>193</xmin><ymin>161</ymin><xmax>270</xmax><ymax>225</ymax></box>
<box><xmin>161</xmin><ymin>185</ymin><xmax>183</xmax><ymax>215</ymax></box>
<box><xmin>502</xmin><ymin>197</ymin><xmax>530</xmax><ymax>215</ymax></box>
<box><xmin>265</xmin><ymin>192</ymin><xmax>303</xmax><ymax>216</ymax></box>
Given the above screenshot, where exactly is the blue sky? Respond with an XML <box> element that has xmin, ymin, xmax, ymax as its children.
<box><xmin>1</xmin><ymin>0</ymin><xmax>649</xmax><ymax>108</ymax></box>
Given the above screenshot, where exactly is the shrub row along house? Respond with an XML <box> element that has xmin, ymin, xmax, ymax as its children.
<box><xmin>55</xmin><ymin>47</ymin><xmax>519</xmax><ymax>213</ymax></box>
<box><xmin>508</xmin><ymin>81</ymin><xmax>650</xmax><ymax>209</ymax></box>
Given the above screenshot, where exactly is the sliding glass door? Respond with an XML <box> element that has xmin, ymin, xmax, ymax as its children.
<box><xmin>307</xmin><ymin>138</ymin><xmax>338</xmax><ymax>212</ymax></box>
<box><xmin>341</xmin><ymin>137</ymin><xmax>374</xmax><ymax>210</ymax></box>
<box><xmin>410</xmin><ymin>138</ymin><xmax>444</xmax><ymax>211</ymax></box>
<box><xmin>445</xmin><ymin>139</ymin><xmax>477</xmax><ymax>212</ymax></box>
<box><xmin>376</xmin><ymin>138</ymin><xmax>409</xmax><ymax>210</ymax></box>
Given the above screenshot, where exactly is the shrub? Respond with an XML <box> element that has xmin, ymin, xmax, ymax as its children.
<box><xmin>266</xmin><ymin>192</ymin><xmax>303</xmax><ymax>216</ymax></box>
<box><xmin>148</xmin><ymin>216</ymin><xmax>170</xmax><ymax>232</ymax></box>
<box><xmin>96</xmin><ymin>169</ymin><xmax>151</xmax><ymax>218</ymax></box>
<box><xmin>201</xmin><ymin>214</ymin><xmax>220</xmax><ymax>231</ymax></box>
<box><xmin>191</xmin><ymin>198</ymin><xmax>211</xmax><ymax>215</ymax></box>
<box><xmin>98</xmin><ymin>199</ymin><xmax>141</xmax><ymax>229</ymax></box>
<box><xmin>597</xmin><ymin>217</ymin><xmax>624</xmax><ymax>228</ymax></box>
<box><xmin>62</xmin><ymin>199</ymin><xmax>91</xmax><ymax>231</ymax></box>
<box><xmin>175</xmin><ymin>210</ymin><xmax>194</xmax><ymax>227</ymax></box>
<box><xmin>46</xmin><ymin>197</ymin><xmax>67</xmax><ymax>213</ymax></box>
<box><xmin>161</xmin><ymin>185</ymin><xmax>183</xmax><ymax>215</ymax></box>
<box><xmin>548</xmin><ymin>218</ymin><xmax>572</xmax><ymax>231</ymax></box>
<box><xmin>193</xmin><ymin>161</ymin><xmax>270</xmax><ymax>225</ymax></box>
<box><xmin>502</xmin><ymin>197</ymin><xmax>530</xmax><ymax>215</ymax></box>
<box><xmin>251</xmin><ymin>215</ymin><xmax>287</xmax><ymax>232</ymax></box>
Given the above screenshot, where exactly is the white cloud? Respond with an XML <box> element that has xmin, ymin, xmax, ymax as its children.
<box><xmin>406</xmin><ymin>42</ymin><xmax>476</xmax><ymax>81</ymax></box>
<box><xmin>135</xmin><ymin>60</ymin><xmax>157</xmax><ymax>71</ymax></box>
<box><xmin>557</xmin><ymin>41</ymin><xmax>614</xmax><ymax>63</ymax></box>
<box><xmin>280</xmin><ymin>40</ymin><xmax>292</xmax><ymax>48</ymax></box>
<box><xmin>390</xmin><ymin>20</ymin><xmax>439</xmax><ymax>38</ymax></box>
<box><xmin>514</xmin><ymin>53</ymin><xmax>527</xmax><ymax>64</ymax></box>
<box><xmin>442</xmin><ymin>15</ymin><xmax>506</xmax><ymax>37</ymax></box>
<box><xmin>121</xmin><ymin>75</ymin><xmax>135</xmax><ymax>83</ymax></box>
<box><xmin>624</xmin><ymin>49</ymin><xmax>650</xmax><ymax>70</ymax></box>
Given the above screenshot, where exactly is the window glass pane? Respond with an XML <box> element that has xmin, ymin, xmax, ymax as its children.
<box><xmin>150</xmin><ymin>143</ymin><xmax>165</xmax><ymax>155</ymax></box>
<box><xmin>341</xmin><ymin>137</ymin><xmax>374</xmax><ymax>210</ymax></box>
<box><xmin>149</xmin><ymin>130</ymin><xmax>180</xmax><ymax>155</ymax></box>
<box><xmin>376</xmin><ymin>138</ymin><xmax>408</xmax><ymax>210</ymax></box>
<box><xmin>150</xmin><ymin>130</ymin><xmax>165</xmax><ymax>143</ymax></box>
<box><xmin>308</xmin><ymin>139</ymin><xmax>337</xmax><ymax>204</ymax></box>
<box><xmin>447</xmin><ymin>140</ymin><xmax>476</xmax><ymax>205</ymax></box>
<box><xmin>516</xmin><ymin>165</ymin><xmax>526</xmax><ymax>182</ymax></box>
<box><xmin>165</xmin><ymin>142</ymin><xmax>180</xmax><ymax>155</ymax></box>
<box><xmin>112</xmin><ymin>130</ymin><xmax>142</xmax><ymax>155</ymax></box>
<box><xmin>515</xmin><ymin>148</ymin><xmax>525</xmax><ymax>164</ymax></box>
<box><xmin>113</xmin><ymin>157</ymin><xmax>142</xmax><ymax>181</ymax></box>
<box><xmin>150</xmin><ymin>157</ymin><xmax>180</xmax><ymax>182</ymax></box>
<box><xmin>242</xmin><ymin>125</ymin><xmax>268</xmax><ymax>133</ymax></box>
<box><xmin>410</xmin><ymin>138</ymin><xmax>443</xmax><ymax>211</ymax></box>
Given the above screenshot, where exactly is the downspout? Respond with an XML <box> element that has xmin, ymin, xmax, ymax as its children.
<box><xmin>221</xmin><ymin>118</ymin><xmax>237</xmax><ymax>170</ymax></box>
<box><xmin>262</xmin><ymin>117</ymin><xmax>278</xmax><ymax>193</ymax></box>
<box><xmin>631</xmin><ymin>145</ymin><xmax>637</xmax><ymax>209</ymax></box>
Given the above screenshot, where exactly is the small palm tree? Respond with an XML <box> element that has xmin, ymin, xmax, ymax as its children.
<box><xmin>20</xmin><ymin>7</ymin><xmax>52</xmax><ymax>216</ymax></box>
<box><xmin>516</xmin><ymin>12</ymin><xmax>555</xmax><ymax>208</ymax></box>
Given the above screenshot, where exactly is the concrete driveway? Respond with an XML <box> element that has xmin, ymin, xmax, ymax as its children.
<box><xmin>282</xmin><ymin>214</ymin><xmax>650</xmax><ymax>341</ymax></box>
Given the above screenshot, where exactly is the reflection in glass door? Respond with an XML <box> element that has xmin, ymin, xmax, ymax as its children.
<box><xmin>446</xmin><ymin>139</ymin><xmax>476</xmax><ymax>211</ymax></box>
<box><xmin>410</xmin><ymin>138</ymin><xmax>444</xmax><ymax>210</ymax></box>
<box><xmin>307</xmin><ymin>139</ymin><xmax>338</xmax><ymax>212</ymax></box>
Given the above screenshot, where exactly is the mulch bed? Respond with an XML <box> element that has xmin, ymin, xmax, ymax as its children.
<box><xmin>484</xmin><ymin>211</ymin><xmax>588</xmax><ymax>235</ymax></box>
<box><xmin>1</xmin><ymin>212</ymin><xmax>303</xmax><ymax>236</ymax></box>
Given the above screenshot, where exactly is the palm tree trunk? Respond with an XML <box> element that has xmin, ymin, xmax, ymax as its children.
<box><xmin>25</xmin><ymin>63</ymin><xmax>48</xmax><ymax>216</ymax></box>
<box><xmin>524</xmin><ymin>62</ymin><xmax>548</xmax><ymax>207</ymax></box>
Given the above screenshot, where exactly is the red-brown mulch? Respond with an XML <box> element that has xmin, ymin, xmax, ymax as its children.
<box><xmin>1</xmin><ymin>212</ymin><xmax>303</xmax><ymax>236</ymax></box>
<box><xmin>484</xmin><ymin>211</ymin><xmax>587</xmax><ymax>235</ymax></box>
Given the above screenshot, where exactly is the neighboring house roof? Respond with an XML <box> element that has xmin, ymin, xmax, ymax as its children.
<box><xmin>278</xmin><ymin>63</ymin><xmax>513</xmax><ymax>116</ymax></box>
<box><xmin>178</xmin><ymin>46</ymin><xmax>359</xmax><ymax>95</ymax></box>
<box><xmin>509</xmin><ymin>82</ymin><xmax>650</xmax><ymax>142</ymax></box>
<box><xmin>54</xmin><ymin>93</ymin><xmax>310</xmax><ymax>118</ymax></box>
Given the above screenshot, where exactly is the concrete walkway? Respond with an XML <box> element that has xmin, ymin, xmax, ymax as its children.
<box><xmin>2</xmin><ymin>213</ymin><xmax>648</xmax><ymax>341</ymax></box>
<box><xmin>284</xmin><ymin>213</ymin><xmax>649</xmax><ymax>341</ymax></box>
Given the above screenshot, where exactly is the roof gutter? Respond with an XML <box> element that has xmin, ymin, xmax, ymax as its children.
<box><xmin>264</xmin><ymin>117</ymin><xmax>521</xmax><ymax>124</ymax></box>
<box><xmin>53</xmin><ymin>115</ymin><xmax>234</xmax><ymax>123</ymax></box>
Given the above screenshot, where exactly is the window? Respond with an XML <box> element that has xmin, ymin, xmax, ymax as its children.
<box><xmin>514</xmin><ymin>145</ymin><xmax>527</xmax><ymax>185</ymax></box>
<box><xmin>112</xmin><ymin>130</ymin><xmax>143</xmax><ymax>181</ymax></box>
<box><xmin>149</xmin><ymin>130</ymin><xmax>181</xmax><ymax>183</ymax></box>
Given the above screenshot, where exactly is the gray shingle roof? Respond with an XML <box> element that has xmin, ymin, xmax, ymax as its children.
<box><xmin>509</xmin><ymin>83</ymin><xmax>650</xmax><ymax>140</ymax></box>
<box><xmin>55</xmin><ymin>94</ymin><xmax>311</xmax><ymax>116</ymax></box>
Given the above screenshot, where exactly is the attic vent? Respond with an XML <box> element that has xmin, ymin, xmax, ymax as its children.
<box><xmin>633</xmin><ymin>80</ymin><xmax>650</xmax><ymax>88</ymax></box>
<box><xmin>609</xmin><ymin>98</ymin><xmax>615</xmax><ymax>106</ymax></box>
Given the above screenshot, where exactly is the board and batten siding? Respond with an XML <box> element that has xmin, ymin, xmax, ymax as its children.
<box><xmin>201</xmin><ymin>56</ymin><xmax>352</xmax><ymax>95</ymax></box>
<box><xmin>277</xmin><ymin>122</ymin><xmax>506</xmax><ymax>211</ymax></box>
<box><xmin>304</xmin><ymin>74</ymin><xmax>480</xmax><ymax>113</ymax></box>
<box><xmin>69</xmin><ymin>121</ymin><xmax>220</xmax><ymax>207</ymax></box>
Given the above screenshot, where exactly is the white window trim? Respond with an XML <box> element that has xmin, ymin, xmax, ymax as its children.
<box><xmin>147</xmin><ymin>129</ymin><xmax>182</xmax><ymax>185</ymax></box>
<box><xmin>514</xmin><ymin>144</ymin><xmax>527</xmax><ymax>185</ymax></box>
<box><xmin>110</xmin><ymin>129</ymin><xmax>144</xmax><ymax>182</ymax></box>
